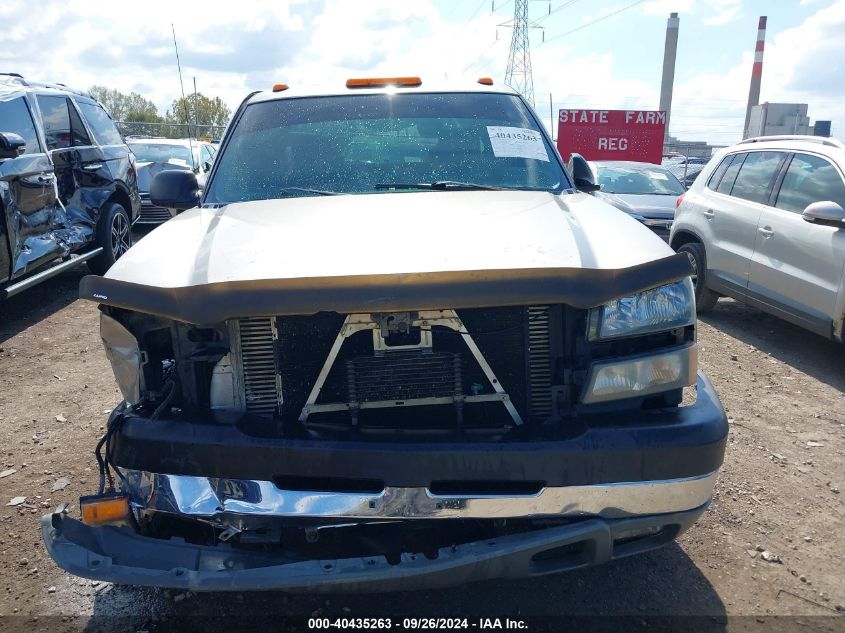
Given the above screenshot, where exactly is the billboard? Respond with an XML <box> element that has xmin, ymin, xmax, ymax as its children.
<box><xmin>556</xmin><ymin>109</ymin><xmax>666</xmax><ymax>164</ymax></box>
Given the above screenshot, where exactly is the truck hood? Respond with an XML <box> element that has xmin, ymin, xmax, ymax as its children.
<box><xmin>82</xmin><ymin>191</ymin><xmax>691</xmax><ymax>322</ymax></box>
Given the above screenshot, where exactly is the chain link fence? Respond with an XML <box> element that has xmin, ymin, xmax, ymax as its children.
<box><xmin>116</xmin><ymin>120</ymin><xmax>227</xmax><ymax>141</ymax></box>
<box><xmin>662</xmin><ymin>142</ymin><xmax>728</xmax><ymax>187</ymax></box>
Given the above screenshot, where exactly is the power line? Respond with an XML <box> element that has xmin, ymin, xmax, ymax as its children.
<box><xmin>474</xmin><ymin>52</ymin><xmax>505</xmax><ymax>76</ymax></box>
<box><xmin>494</xmin><ymin>0</ymin><xmax>514</xmax><ymax>12</ymax></box>
<box><xmin>465</xmin><ymin>0</ymin><xmax>489</xmax><ymax>24</ymax></box>
<box><xmin>543</xmin><ymin>0</ymin><xmax>648</xmax><ymax>44</ymax></box>
<box><xmin>458</xmin><ymin>0</ymin><xmax>515</xmax><ymax>76</ymax></box>
<box><xmin>535</xmin><ymin>0</ymin><xmax>581</xmax><ymax>25</ymax></box>
<box><xmin>462</xmin><ymin>39</ymin><xmax>501</xmax><ymax>74</ymax></box>
<box><xmin>558</xmin><ymin>93</ymin><xmax>750</xmax><ymax>103</ymax></box>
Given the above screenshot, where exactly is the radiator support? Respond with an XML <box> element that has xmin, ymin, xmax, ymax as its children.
<box><xmin>298</xmin><ymin>310</ymin><xmax>524</xmax><ymax>427</ymax></box>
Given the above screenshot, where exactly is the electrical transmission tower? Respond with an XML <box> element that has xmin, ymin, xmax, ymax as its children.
<box><xmin>501</xmin><ymin>0</ymin><xmax>542</xmax><ymax>107</ymax></box>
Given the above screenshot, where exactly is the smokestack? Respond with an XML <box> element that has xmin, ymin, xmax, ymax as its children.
<box><xmin>743</xmin><ymin>16</ymin><xmax>767</xmax><ymax>139</ymax></box>
<box><xmin>659</xmin><ymin>12</ymin><xmax>680</xmax><ymax>142</ymax></box>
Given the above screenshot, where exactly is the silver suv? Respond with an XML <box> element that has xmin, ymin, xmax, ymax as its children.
<box><xmin>670</xmin><ymin>135</ymin><xmax>845</xmax><ymax>341</ymax></box>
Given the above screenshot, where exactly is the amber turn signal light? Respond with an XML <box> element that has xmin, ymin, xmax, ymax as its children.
<box><xmin>80</xmin><ymin>493</ymin><xmax>130</xmax><ymax>526</ymax></box>
<box><xmin>346</xmin><ymin>76</ymin><xmax>422</xmax><ymax>88</ymax></box>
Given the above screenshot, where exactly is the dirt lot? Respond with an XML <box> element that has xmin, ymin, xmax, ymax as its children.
<box><xmin>0</xmin><ymin>246</ymin><xmax>843</xmax><ymax>631</ymax></box>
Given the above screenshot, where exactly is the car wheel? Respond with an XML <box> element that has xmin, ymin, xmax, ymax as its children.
<box><xmin>88</xmin><ymin>202</ymin><xmax>132</xmax><ymax>275</ymax></box>
<box><xmin>677</xmin><ymin>242</ymin><xmax>719</xmax><ymax>312</ymax></box>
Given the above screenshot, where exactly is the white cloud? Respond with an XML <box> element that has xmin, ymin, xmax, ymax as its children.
<box><xmin>642</xmin><ymin>0</ymin><xmax>695</xmax><ymax>15</ymax></box>
<box><xmin>0</xmin><ymin>0</ymin><xmax>311</xmax><ymax>113</ymax></box>
<box><xmin>1</xmin><ymin>0</ymin><xmax>843</xmax><ymax>142</ymax></box>
<box><xmin>643</xmin><ymin>0</ymin><xmax>742</xmax><ymax>25</ymax></box>
<box><xmin>703</xmin><ymin>0</ymin><xmax>743</xmax><ymax>25</ymax></box>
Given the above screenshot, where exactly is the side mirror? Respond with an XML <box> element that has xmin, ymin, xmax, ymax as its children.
<box><xmin>150</xmin><ymin>169</ymin><xmax>200</xmax><ymax>211</ymax></box>
<box><xmin>568</xmin><ymin>153</ymin><xmax>600</xmax><ymax>193</ymax></box>
<box><xmin>0</xmin><ymin>132</ymin><xmax>26</xmax><ymax>160</ymax></box>
<box><xmin>203</xmin><ymin>160</ymin><xmax>213</xmax><ymax>173</ymax></box>
<box><xmin>802</xmin><ymin>201</ymin><xmax>845</xmax><ymax>227</ymax></box>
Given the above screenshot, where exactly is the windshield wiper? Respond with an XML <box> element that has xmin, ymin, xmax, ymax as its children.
<box><xmin>374</xmin><ymin>181</ymin><xmax>502</xmax><ymax>191</ymax></box>
<box><xmin>277</xmin><ymin>187</ymin><xmax>340</xmax><ymax>197</ymax></box>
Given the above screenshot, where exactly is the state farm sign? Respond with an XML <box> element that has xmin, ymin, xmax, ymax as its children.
<box><xmin>556</xmin><ymin>109</ymin><xmax>666</xmax><ymax>164</ymax></box>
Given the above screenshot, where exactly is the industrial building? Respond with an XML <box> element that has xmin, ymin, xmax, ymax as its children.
<box><xmin>746</xmin><ymin>102</ymin><xmax>833</xmax><ymax>138</ymax></box>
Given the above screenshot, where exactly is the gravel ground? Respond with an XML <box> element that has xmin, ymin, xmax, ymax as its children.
<box><xmin>0</xmin><ymin>241</ymin><xmax>843</xmax><ymax>631</ymax></box>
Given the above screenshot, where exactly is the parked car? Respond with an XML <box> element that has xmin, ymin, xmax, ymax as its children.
<box><xmin>677</xmin><ymin>164</ymin><xmax>707</xmax><ymax>189</ymax></box>
<box><xmin>663</xmin><ymin>156</ymin><xmax>708</xmax><ymax>169</ymax></box>
<box><xmin>670</xmin><ymin>135</ymin><xmax>845</xmax><ymax>340</ymax></box>
<box><xmin>665</xmin><ymin>156</ymin><xmax>709</xmax><ymax>188</ymax></box>
<box><xmin>127</xmin><ymin>137</ymin><xmax>216</xmax><ymax>224</ymax></box>
<box><xmin>0</xmin><ymin>73</ymin><xmax>140</xmax><ymax>298</ymax></box>
<box><xmin>43</xmin><ymin>78</ymin><xmax>727</xmax><ymax>592</ymax></box>
<box><xmin>590</xmin><ymin>160</ymin><xmax>686</xmax><ymax>241</ymax></box>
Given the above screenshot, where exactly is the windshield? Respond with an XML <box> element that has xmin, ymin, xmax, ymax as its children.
<box><xmin>205</xmin><ymin>92</ymin><xmax>567</xmax><ymax>203</ymax></box>
<box><xmin>129</xmin><ymin>142</ymin><xmax>195</xmax><ymax>167</ymax></box>
<box><xmin>596</xmin><ymin>165</ymin><xmax>685</xmax><ymax>195</ymax></box>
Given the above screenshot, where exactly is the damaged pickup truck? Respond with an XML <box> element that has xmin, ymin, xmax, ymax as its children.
<box><xmin>43</xmin><ymin>77</ymin><xmax>728</xmax><ymax>592</ymax></box>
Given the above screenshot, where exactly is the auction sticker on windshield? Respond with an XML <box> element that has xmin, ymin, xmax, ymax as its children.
<box><xmin>486</xmin><ymin>126</ymin><xmax>549</xmax><ymax>162</ymax></box>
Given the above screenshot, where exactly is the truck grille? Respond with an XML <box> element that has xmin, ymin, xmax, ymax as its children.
<box><xmin>527</xmin><ymin>306</ymin><xmax>553</xmax><ymax>419</ymax></box>
<box><xmin>349</xmin><ymin>350</ymin><xmax>460</xmax><ymax>403</ymax></box>
<box><xmin>235</xmin><ymin>306</ymin><xmax>559</xmax><ymax>428</ymax></box>
<box><xmin>235</xmin><ymin>317</ymin><xmax>279</xmax><ymax>416</ymax></box>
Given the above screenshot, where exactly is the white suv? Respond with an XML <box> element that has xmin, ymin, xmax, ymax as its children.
<box><xmin>670</xmin><ymin>135</ymin><xmax>845</xmax><ymax>341</ymax></box>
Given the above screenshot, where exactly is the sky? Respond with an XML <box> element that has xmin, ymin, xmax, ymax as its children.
<box><xmin>1</xmin><ymin>0</ymin><xmax>843</xmax><ymax>145</ymax></box>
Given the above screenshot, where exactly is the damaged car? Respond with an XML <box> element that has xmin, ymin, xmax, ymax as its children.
<box><xmin>42</xmin><ymin>77</ymin><xmax>728</xmax><ymax>592</ymax></box>
<box><xmin>0</xmin><ymin>73</ymin><xmax>140</xmax><ymax>299</ymax></box>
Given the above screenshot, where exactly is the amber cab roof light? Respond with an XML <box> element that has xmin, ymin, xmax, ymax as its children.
<box><xmin>346</xmin><ymin>76</ymin><xmax>422</xmax><ymax>89</ymax></box>
<box><xmin>272</xmin><ymin>83</ymin><xmax>289</xmax><ymax>92</ymax></box>
<box><xmin>477</xmin><ymin>77</ymin><xmax>494</xmax><ymax>85</ymax></box>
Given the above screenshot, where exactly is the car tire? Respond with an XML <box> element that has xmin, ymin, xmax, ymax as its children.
<box><xmin>88</xmin><ymin>202</ymin><xmax>132</xmax><ymax>275</ymax></box>
<box><xmin>677</xmin><ymin>242</ymin><xmax>719</xmax><ymax>313</ymax></box>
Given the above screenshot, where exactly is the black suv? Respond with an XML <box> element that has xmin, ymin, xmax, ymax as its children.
<box><xmin>0</xmin><ymin>73</ymin><xmax>140</xmax><ymax>299</ymax></box>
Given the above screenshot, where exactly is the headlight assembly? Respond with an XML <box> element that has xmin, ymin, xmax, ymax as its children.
<box><xmin>582</xmin><ymin>343</ymin><xmax>697</xmax><ymax>404</ymax></box>
<box><xmin>588</xmin><ymin>278</ymin><xmax>695</xmax><ymax>341</ymax></box>
<box><xmin>100</xmin><ymin>313</ymin><xmax>143</xmax><ymax>406</ymax></box>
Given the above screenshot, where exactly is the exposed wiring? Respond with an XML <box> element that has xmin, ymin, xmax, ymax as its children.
<box><xmin>94</xmin><ymin>427</ymin><xmax>115</xmax><ymax>492</ymax></box>
<box><xmin>105</xmin><ymin>423</ymin><xmax>129</xmax><ymax>490</ymax></box>
<box><xmin>150</xmin><ymin>380</ymin><xmax>177</xmax><ymax>421</ymax></box>
<box><xmin>94</xmin><ymin>433</ymin><xmax>108</xmax><ymax>494</ymax></box>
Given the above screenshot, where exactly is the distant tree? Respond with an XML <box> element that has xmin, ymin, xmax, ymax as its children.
<box><xmin>88</xmin><ymin>86</ymin><xmax>162</xmax><ymax>123</ymax></box>
<box><xmin>166</xmin><ymin>93</ymin><xmax>231</xmax><ymax>131</ymax></box>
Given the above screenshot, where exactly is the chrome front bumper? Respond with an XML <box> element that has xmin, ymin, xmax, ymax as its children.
<box><xmin>126</xmin><ymin>470</ymin><xmax>718</xmax><ymax>524</ymax></box>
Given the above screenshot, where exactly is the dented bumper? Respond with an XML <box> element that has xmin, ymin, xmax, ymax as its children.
<box><xmin>42</xmin><ymin>504</ymin><xmax>707</xmax><ymax>592</ymax></box>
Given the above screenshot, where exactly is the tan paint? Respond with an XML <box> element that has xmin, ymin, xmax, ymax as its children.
<box><xmin>107</xmin><ymin>190</ymin><xmax>672</xmax><ymax>289</ymax></box>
